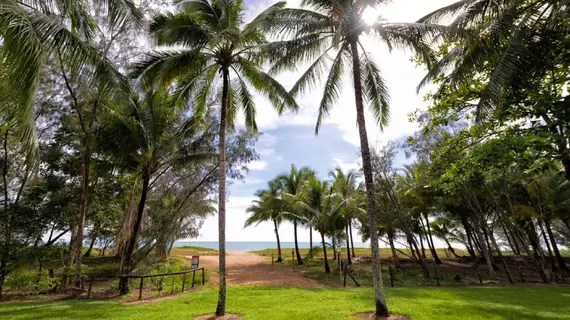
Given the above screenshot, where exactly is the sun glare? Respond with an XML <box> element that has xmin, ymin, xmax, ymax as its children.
<box><xmin>362</xmin><ymin>7</ymin><xmax>380</xmax><ymax>25</ymax></box>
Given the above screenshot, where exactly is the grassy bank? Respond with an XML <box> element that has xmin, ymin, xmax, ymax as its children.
<box><xmin>169</xmin><ymin>246</ymin><xmax>219</xmax><ymax>257</ymax></box>
<box><xmin>2</xmin><ymin>285</ymin><xmax>569</xmax><ymax>320</ymax></box>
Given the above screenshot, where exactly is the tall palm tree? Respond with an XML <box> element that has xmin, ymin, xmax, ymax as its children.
<box><xmin>330</xmin><ymin>167</ymin><xmax>362</xmax><ymax>264</ymax></box>
<box><xmin>245</xmin><ymin>179</ymin><xmax>285</xmax><ymax>262</ymax></box>
<box><xmin>277</xmin><ymin>165</ymin><xmax>314</xmax><ymax>265</ymax></box>
<box><xmin>264</xmin><ymin>1</ymin><xmax>440</xmax><ymax>315</ymax></box>
<box><xmin>133</xmin><ymin>0</ymin><xmax>299</xmax><ymax>315</ymax></box>
<box><xmin>0</xmin><ymin>0</ymin><xmax>140</xmax><ymax>151</ymax></box>
<box><xmin>98</xmin><ymin>91</ymin><xmax>214</xmax><ymax>294</ymax></box>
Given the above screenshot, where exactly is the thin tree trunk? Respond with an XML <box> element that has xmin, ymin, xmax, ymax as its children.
<box><xmin>332</xmin><ymin>237</ymin><xmax>337</xmax><ymax>260</ymax></box>
<box><xmin>0</xmin><ymin>132</ymin><xmax>8</xmax><ymax>297</ymax></box>
<box><xmin>522</xmin><ymin>219</ymin><xmax>549</xmax><ymax>283</ymax></box>
<box><xmin>423</xmin><ymin>214</ymin><xmax>442</xmax><ymax>264</ymax></box>
<box><xmin>350</xmin><ymin>40</ymin><xmax>388</xmax><ymax>317</ymax></box>
<box><xmin>273</xmin><ymin>219</ymin><xmax>282</xmax><ymax>262</ymax></box>
<box><xmin>544</xmin><ymin>217</ymin><xmax>568</xmax><ymax>273</ymax></box>
<box><xmin>74</xmin><ymin>136</ymin><xmax>91</xmax><ymax>287</ymax></box>
<box><xmin>119</xmin><ymin>171</ymin><xmax>151</xmax><ymax>295</ymax></box>
<box><xmin>490</xmin><ymin>229</ymin><xmax>513</xmax><ymax>284</ymax></box>
<box><xmin>346</xmin><ymin>224</ymin><xmax>352</xmax><ymax>265</ymax></box>
<box><xmin>167</xmin><ymin>240</ymin><xmax>175</xmax><ymax>256</ymax></box>
<box><xmin>501</xmin><ymin>222</ymin><xmax>518</xmax><ymax>255</ymax></box>
<box><xmin>349</xmin><ymin>221</ymin><xmax>356</xmax><ymax>258</ymax></box>
<box><xmin>387</xmin><ymin>228</ymin><xmax>399</xmax><ymax>268</ymax></box>
<box><xmin>309</xmin><ymin>228</ymin><xmax>313</xmax><ymax>258</ymax></box>
<box><xmin>419</xmin><ymin>232</ymin><xmax>427</xmax><ymax>259</ymax></box>
<box><xmin>215</xmin><ymin>67</ymin><xmax>230</xmax><ymax>317</ymax></box>
<box><xmin>538</xmin><ymin>218</ymin><xmax>556</xmax><ymax>275</ymax></box>
<box><xmin>409</xmin><ymin>234</ymin><xmax>429</xmax><ymax>279</ymax></box>
<box><xmin>321</xmin><ymin>232</ymin><xmax>330</xmax><ymax>273</ymax></box>
<box><xmin>84</xmin><ymin>235</ymin><xmax>96</xmax><ymax>257</ymax></box>
<box><xmin>293</xmin><ymin>220</ymin><xmax>303</xmax><ymax>265</ymax></box>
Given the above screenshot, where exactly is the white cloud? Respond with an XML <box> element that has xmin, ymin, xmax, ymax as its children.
<box><xmin>248</xmin><ymin>160</ymin><xmax>269</xmax><ymax>171</ymax></box>
<box><xmin>332</xmin><ymin>157</ymin><xmax>361</xmax><ymax>173</ymax></box>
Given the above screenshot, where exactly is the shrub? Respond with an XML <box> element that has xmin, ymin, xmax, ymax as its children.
<box><xmin>453</xmin><ymin>273</ymin><xmax>462</xmax><ymax>282</ymax></box>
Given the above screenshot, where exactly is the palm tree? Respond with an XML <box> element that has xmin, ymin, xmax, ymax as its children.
<box><xmin>264</xmin><ymin>1</ymin><xmax>440</xmax><ymax>315</ymax></box>
<box><xmin>277</xmin><ymin>165</ymin><xmax>314</xmax><ymax>265</ymax></box>
<box><xmin>0</xmin><ymin>0</ymin><xmax>140</xmax><ymax>151</ymax></box>
<box><xmin>296</xmin><ymin>177</ymin><xmax>345</xmax><ymax>273</ymax></box>
<box><xmin>98</xmin><ymin>91</ymin><xmax>214</xmax><ymax>294</ymax></box>
<box><xmin>245</xmin><ymin>179</ymin><xmax>285</xmax><ymax>262</ymax></box>
<box><xmin>330</xmin><ymin>168</ymin><xmax>362</xmax><ymax>264</ymax></box>
<box><xmin>418</xmin><ymin>0</ymin><xmax>570</xmax><ymax>118</ymax></box>
<box><xmin>133</xmin><ymin>1</ymin><xmax>299</xmax><ymax>315</ymax></box>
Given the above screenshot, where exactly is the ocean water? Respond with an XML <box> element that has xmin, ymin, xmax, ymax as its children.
<box><xmin>174</xmin><ymin>241</ymin><xmax>369</xmax><ymax>251</ymax></box>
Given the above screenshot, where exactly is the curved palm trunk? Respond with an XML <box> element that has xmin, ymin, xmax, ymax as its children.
<box><xmin>273</xmin><ymin>219</ymin><xmax>282</xmax><ymax>262</ymax></box>
<box><xmin>119</xmin><ymin>170</ymin><xmax>150</xmax><ymax>295</ymax></box>
<box><xmin>216</xmin><ymin>68</ymin><xmax>230</xmax><ymax>317</ymax></box>
<box><xmin>321</xmin><ymin>232</ymin><xmax>330</xmax><ymax>273</ymax></box>
<box><xmin>350</xmin><ymin>40</ymin><xmax>388</xmax><ymax>317</ymax></box>
<box><xmin>346</xmin><ymin>224</ymin><xmax>352</xmax><ymax>265</ymax></box>
<box><xmin>309</xmin><ymin>228</ymin><xmax>313</xmax><ymax>258</ymax></box>
<box><xmin>423</xmin><ymin>214</ymin><xmax>442</xmax><ymax>264</ymax></box>
<box><xmin>293</xmin><ymin>220</ymin><xmax>303</xmax><ymax>265</ymax></box>
<box><xmin>544</xmin><ymin>217</ymin><xmax>568</xmax><ymax>273</ymax></box>
<box><xmin>349</xmin><ymin>221</ymin><xmax>356</xmax><ymax>258</ymax></box>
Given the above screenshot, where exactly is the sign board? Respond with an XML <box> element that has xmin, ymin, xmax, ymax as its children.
<box><xmin>191</xmin><ymin>256</ymin><xmax>200</xmax><ymax>269</ymax></box>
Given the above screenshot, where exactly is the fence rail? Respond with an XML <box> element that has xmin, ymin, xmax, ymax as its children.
<box><xmin>87</xmin><ymin>267</ymin><xmax>205</xmax><ymax>300</ymax></box>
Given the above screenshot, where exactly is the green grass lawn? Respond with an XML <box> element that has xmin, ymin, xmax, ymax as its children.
<box><xmin>2</xmin><ymin>285</ymin><xmax>569</xmax><ymax>320</ymax></box>
<box><xmin>251</xmin><ymin>247</ymin><xmax>470</xmax><ymax>260</ymax></box>
<box><xmin>169</xmin><ymin>246</ymin><xmax>219</xmax><ymax>257</ymax></box>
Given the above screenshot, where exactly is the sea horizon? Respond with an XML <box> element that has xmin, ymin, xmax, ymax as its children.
<box><xmin>174</xmin><ymin>241</ymin><xmax>369</xmax><ymax>252</ymax></box>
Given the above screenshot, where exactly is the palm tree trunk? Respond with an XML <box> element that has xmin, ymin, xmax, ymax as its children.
<box><xmin>84</xmin><ymin>235</ymin><xmax>96</xmax><ymax>257</ymax></box>
<box><xmin>544</xmin><ymin>217</ymin><xmax>568</xmax><ymax>273</ymax></box>
<box><xmin>423</xmin><ymin>214</ymin><xmax>442</xmax><ymax>264</ymax></box>
<box><xmin>346</xmin><ymin>224</ymin><xmax>352</xmax><ymax>265</ymax></box>
<box><xmin>273</xmin><ymin>219</ymin><xmax>282</xmax><ymax>262</ymax></box>
<box><xmin>309</xmin><ymin>228</ymin><xmax>313</xmax><ymax>258</ymax></box>
<box><xmin>387</xmin><ymin>228</ymin><xmax>399</xmax><ymax>267</ymax></box>
<box><xmin>332</xmin><ymin>237</ymin><xmax>337</xmax><ymax>260</ymax></box>
<box><xmin>349</xmin><ymin>221</ymin><xmax>356</xmax><ymax>258</ymax></box>
<box><xmin>74</xmin><ymin>137</ymin><xmax>91</xmax><ymax>287</ymax></box>
<box><xmin>419</xmin><ymin>232</ymin><xmax>427</xmax><ymax>259</ymax></box>
<box><xmin>350</xmin><ymin>39</ymin><xmax>388</xmax><ymax>317</ymax></box>
<box><xmin>216</xmin><ymin>67</ymin><xmax>230</xmax><ymax>317</ymax></box>
<box><xmin>119</xmin><ymin>170</ymin><xmax>151</xmax><ymax>295</ymax></box>
<box><xmin>321</xmin><ymin>232</ymin><xmax>330</xmax><ymax>273</ymax></box>
<box><xmin>538</xmin><ymin>218</ymin><xmax>556</xmax><ymax>274</ymax></box>
<box><xmin>293</xmin><ymin>220</ymin><xmax>303</xmax><ymax>265</ymax></box>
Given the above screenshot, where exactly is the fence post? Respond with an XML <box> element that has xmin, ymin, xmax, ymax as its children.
<box><xmin>138</xmin><ymin>277</ymin><xmax>144</xmax><ymax>300</ymax></box>
<box><xmin>389</xmin><ymin>266</ymin><xmax>395</xmax><ymax>287</ymax></box>
<box><xmin>171</xmin><ymin>275</ymin><xmax>175</xmax><ymax>295</ymax></box>
<box><xmin>182</xmin><ymin>273</ymin><xmax>187</xmax><ymax>292</ymax></box>
<box><xmin>201</xmin><ymin>268</ymin><xmax>205</xmax><ymax>285</ymax></box>
<box><xmin>476</xmin><ymin>267</ymin><xmax>483</xmax><ymax>284</ymax></box>
<box><xmin>518</xmin><ymin>267</ymin><xmax>525</xmax><ymax>283</ymax></box>
<box><xmin>192</xmin><ymin>270</ymin><xmax>196</xmax><ymax>288</ymax></box>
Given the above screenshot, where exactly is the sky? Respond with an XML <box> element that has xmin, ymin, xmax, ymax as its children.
<box><xmin>187</xmin><ymin>0</ymin><xmax>456</xmax><ymax>243</ymax></box>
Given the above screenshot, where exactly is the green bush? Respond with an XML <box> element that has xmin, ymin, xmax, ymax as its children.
<box><xmin>453</xmin><ymin>273</ymin><xmax>462</xmax><ymax>282</ymax></box>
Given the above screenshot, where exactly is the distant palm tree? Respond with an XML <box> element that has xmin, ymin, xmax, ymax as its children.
<box><xmin>98</xmin><ymin>91</ymin><xmax>214</xmax><ymax>294</ymax></box>
<box><xmin>245</xmin><ymin>179</ymin><xmax>285</xmax><ymax>262</ymax></box>
<box><xmin>330</xmin><ymin>168</ymin><xmax>362</xmax><ymax>264</ymax></box>
<box><xmin>264</xmin><ymin>1</ymin><xmax>441</xmax><ymax>315</ymax></box>
<box><xmin>133</xmin><ymin>0</ymin><xmax>299</xmax><ymax>315</ymax></box>
<box><xmin>296</xmin><ymin>177</ymin><xmax>345</xmax><ymax>273</ymax></box>
<box><xmin>277</xmin><ymin>165</ymin><xmax>314</xmax><ymax>265</ymax></box>
<box><xmin>0</xmin><ymin>0</ymin><xmax>140</xmax><ymax>150</ymax></box>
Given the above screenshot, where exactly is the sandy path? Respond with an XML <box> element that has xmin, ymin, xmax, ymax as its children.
<box><xmin>186</xmin><ymin>252</ymin><xmax>323</xmax><ymax>289</ymax></box>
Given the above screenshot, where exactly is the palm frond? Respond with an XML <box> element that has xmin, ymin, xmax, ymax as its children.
<box><xmin>315</xmin><ymin>44</ymin><xmax>346</xmax><ymax>134</ymax></box>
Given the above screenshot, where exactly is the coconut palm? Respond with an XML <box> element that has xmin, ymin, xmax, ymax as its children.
<box><xmin>98</xmin><ymin>91</ymin><xmax>214</xmax><ymax>294</ymax></box>
<box><xmin>277</xmin><ymin>165</ymin><xmax>314</xmax><ymax>265</ymax></box>
<box><xmin>264</xmin><ymin>1</ymin><xmax>441</xmax><ymax>315</ymax></box>
<box><xmin>0</xmin><ymin>0</ymin><xmax>140</xmax><ymax>151</ymax></box>
<box><xmin>417</xmin><ymin>0</ymin><xmax>570</xmax><ymax>118</ymax></box>
<box><xmin>330</xmin><ymin>167</ymin><xmax>362</xmax><ymax>264</ymax></box>
<box><xmin>132</xmin><ymin>0</ymin><xmax>299</xmax><ymax>315</ymax></box>
<box><xmin>245</xmin><ymin>179</ymin><xmax>285</xmax><ymax>262</ymax></box>
<box><xmin>296</xmin><ymin>177</ymin><xmax>345</xmax><ymax>273</ymax></box>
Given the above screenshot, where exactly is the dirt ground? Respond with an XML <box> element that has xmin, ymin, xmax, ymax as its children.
<box><xmin>186</xmin><ymin>252</ymin><xmax>323</xmax><ymax>289</ymax></box>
